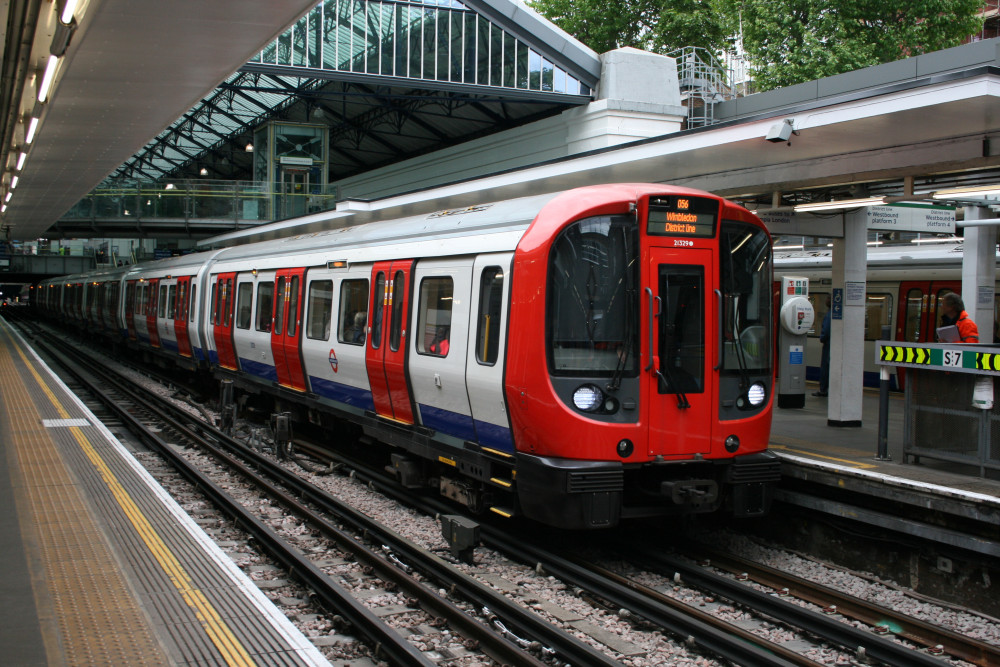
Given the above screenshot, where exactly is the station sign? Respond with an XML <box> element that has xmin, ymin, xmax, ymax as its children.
<box><xmin>864</xmin><ymin>203</ymin><xmax>955</xmax><ymax>233</ymax></box>
<box><xmin>876</xmin><ymin>341</ymin><xmax>1000</xmax><ymax>376</ymax></box>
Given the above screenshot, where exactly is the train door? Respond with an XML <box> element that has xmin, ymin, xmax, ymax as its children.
<box><xmin>645</xmin><ymin>249</ymin><xmax>715</xmax><ymax>456</ymax></box>
<box><xmin>212</xmin><ymin>273</ymin><xmax>238</xmax><ymax>370</ymax></box>
<box><xmin>175</xmin><ymin>277</ymin><xmax>192</xmax><ymax>357</ymax></box>
<box><xmin>365</xmin><ymin>261</ymin><xmax>415</xmax><ymax>423</ymax></box>
<box><xmin>896</xmin><ymin>280</ymin><xmax>961</xmax><ymax>343</ymax></box>
<box><xmin>146</xmin><ymin>278</ymin><xmax>161</xmax><ymax>348</ymax></box>
<box><xmin>270</xmin><ymin>268</ymin><xmax>308</xmax><ymax>391</ymax></box>
<box><xmin>156</xmin><ymin>279</ymin><xmax>178</xmax><ymax>353</ymax></box>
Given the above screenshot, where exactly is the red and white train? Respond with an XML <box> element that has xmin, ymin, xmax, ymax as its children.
<box><xmin>34</xmin><ymin>184</ymin><xmax>780</xmax><ymax>529</ymax></box>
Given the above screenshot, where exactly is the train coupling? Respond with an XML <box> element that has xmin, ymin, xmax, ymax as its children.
<box><xmin>660</xmin><ymin>479</ymin><xmax>719</xmax><ymax>506</ymax></box>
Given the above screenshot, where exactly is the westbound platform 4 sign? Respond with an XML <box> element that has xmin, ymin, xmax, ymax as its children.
<box><xmin>877</xmin><ymin>341</ymin><xmax>1000</xmax><ymax>375</ymax></box>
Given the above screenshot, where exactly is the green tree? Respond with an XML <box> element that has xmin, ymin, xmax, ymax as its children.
<box><xmin>717</xmin><ymin>0</ymin><xmax>984</xmax><ymax>90</ymax></box>
<box><xmin>527</xmin><ymin>0</ymin><xmax>728</xmax><ymax>57</ymax></box>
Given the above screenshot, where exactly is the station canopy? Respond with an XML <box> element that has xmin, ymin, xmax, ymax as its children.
<box><xmin>112</xmin><ymin>0</ymin><xmax>599</xmax><ymax>184</ymax></box>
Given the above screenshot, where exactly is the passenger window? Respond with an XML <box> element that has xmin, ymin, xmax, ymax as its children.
<box><xmin>904</xmin><ymin>288</ymin><xmax>923</xmax><ymax>342</ymax></box>
<box><xmin>236</xmin><ymin>282</ymin><xmax>253</xmax><ymax>330</ymax></box>
<box><xmin>189</xmin><ymin>284</ymin><xmax>197</xmax><ymax>323</ymax></box>
<box><xmin>287</xmin><ymin>276</ymin><xmax>300</xmax><ymax>336</ymax></box>
<box><xmin>211</xmin><ymin>282</ymin><xmax>220</xmax><ymax>325</ymax></box>
<box><xmin>307</xmin><ymin>280</ymin><xmax>332</xmax><ymax>340</ymax></box>
<box><xmin>338</xmin><ymin>279</ymin><xmax>369</xmax><ymax>345</ymax></box>
<box><xmin>865</xmin><ymin>293</ymin><xmax>892</xmax><ymax>341</ymax></box>
<box><xmin>274</xmin><ymin>277</ymin><xmax>286</xmax><ymax>335</ymax></box>
<box><xmin>417</xmin><ymin>276</ymin><xmax>454</xmax><ymax>357</ymax></box>
<box><xmin>177</xmin><ymin>283</ymin><xmax>186</xmax><ymax>320</ymax></box>
<box><xmin>158</xmin><ymin>284</ymin><xmax>167</xmax><ymax>318</ymax></box>
<box><xmin>371</xmin><ymin>273</ymin><xmax>385</xmax><ymax>349</ymax></box>
<box><xmin>476</xmin><ymin>267</ymin><xmax>504</xmax><ymax>365</ymax></box>
<box><xmin>389</xmin><ymin>271</ymin><xmax>405</xmax><ymax>352</ymax></box>
<box><xmin>167</xmin><ymin>285</ymin><xmax>177</xmax><ymax>320</ymax></box>
<box><xmin>256</xmin><ymin>282</ymin><xmax>273</xmax><ymax>332</ymax></box>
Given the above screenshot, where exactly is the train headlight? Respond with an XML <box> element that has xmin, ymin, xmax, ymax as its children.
<box><xmin>572</xmin><ymin>384</ymin><xmax>604</xmax><ymax>412</ymax></box>
<box><xmin>747</xmin><ymin>382</ymin><xmax>766</xmax><ymax>407</ymax></box>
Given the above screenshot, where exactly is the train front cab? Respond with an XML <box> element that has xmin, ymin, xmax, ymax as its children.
<box><xmin>507</xmin><ymin>186</ymin><xmax>781</xmax><ymax>529</ymax></box>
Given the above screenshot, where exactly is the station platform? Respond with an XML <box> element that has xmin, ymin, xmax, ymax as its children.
<box><xmin>770</xmin><ymin>385</ymin><xmax>1000</xmax><ymax>557</ymax></box>
<box><xmin>0</xmin><ymin>317</ymin><xmax>329</xmax><ymax>666</ymax></box>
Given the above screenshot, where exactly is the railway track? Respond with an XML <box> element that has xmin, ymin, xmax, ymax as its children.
<box><xmin>28</xmin><ymin>326</ymin><xmax>617</xmax><ymax>667</ymax></box>
<box><xmin>13</xmin><ymin>312</ymin><xmax>997</xmax><ymax>666</ymax></box>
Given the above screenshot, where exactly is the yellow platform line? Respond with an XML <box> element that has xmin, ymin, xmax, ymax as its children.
<box><xmin>3</xmin><ymin>325</ymin><xmax>258</xmax><ymax>666</ymax></box>
<box><xmin>769</xmin><ymin>443</ymin><xmax>877</xmax><ymax>469</ymax></box>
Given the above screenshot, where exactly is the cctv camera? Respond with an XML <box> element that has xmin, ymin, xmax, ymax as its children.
<box><xmin>765</xmin><ymin>121</ymin><xmax>793</xmax><ymax>143</ymax></box>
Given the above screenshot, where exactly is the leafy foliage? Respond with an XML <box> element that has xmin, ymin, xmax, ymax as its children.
<box><xmin>528</xmin><ymin>0</ymin><xmax>984</xmax><ymax>91</ymax></box>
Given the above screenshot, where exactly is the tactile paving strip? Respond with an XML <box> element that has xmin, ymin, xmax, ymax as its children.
<box><xmin>0</xmin><ymin>325</ymin><xmax>167</xmax><ymax>665</ymax></box>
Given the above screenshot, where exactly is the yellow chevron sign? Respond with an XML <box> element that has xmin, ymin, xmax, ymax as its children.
<box><xmin>976</xmin><ymin>353</ymin><xmax>1000</xmax><ymax>371</ymax></box>
<box><xmin>879</xmin><ymin>346</ymin><xmax>930</xmax><ymax>364</ymax></box>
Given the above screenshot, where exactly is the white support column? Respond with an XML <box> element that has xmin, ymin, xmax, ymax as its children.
<box><xmin>829</xmin><ymin>211</ymin><xmax>867</xmax><ymax>426</ymax></box>
<box><xmin>961</xmin><ymin>206</ymin><xmax>996</xmax><ymax>344</ymax></box>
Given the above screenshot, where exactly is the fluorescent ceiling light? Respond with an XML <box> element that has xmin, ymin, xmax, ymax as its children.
<box><xmin>16</xmin><ymin>152</ymin><xmax>26</xmax><ymax>170</ymax></box>
<box><xmin>794</xmin><ymin>197</ymin><xmax>885</xmax><ymax>212</ymax></box>
<box><xmin>931</xmin><ymin>184</ymin><xmax>1000</xmax><ymax>199</ymax></box>
<box><xmin>10</xmin><ymin>176</ymin><xmax>18</xmax><ymax>189</ymax></box>
<box><xmin>37</xmin><ymin>55</ymin><xmax>60</xmax><ymax>103</ymax></box>
<box><xmin>61</xmin><ymin>0</ymin><xmax>81</xmax><ymax>24</ymax></box>
<box><xmin>25</xmin><ymin>117</ymin><xmax>39</xmax><ymax>144</ymax></box>
<box><xmin>910</xmin><ymin>237</ymin><xmax>963</xmax><ymax>244</ymax></box>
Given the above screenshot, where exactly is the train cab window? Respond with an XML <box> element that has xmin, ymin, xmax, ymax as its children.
<box><xmin>719</xmin><ymin>222</ymin><xmax>771</xmax><ymax>373</ymax></box>
<box><xmin>417</xmin><ymin>277</ymin><xmax>454</xmax><ymax>357</ymax></box>
<box><xmin>167</xmin><ymin>285</ymin><xmax>177</xmax><ymax>320</ymax></box>
<box><xmin>287</xmin><ymin>276</ymin><xmax>300</xmax><ymax>337</ymax></box>
<box><xmin>236</xmin><ymin>282</ymin><xmax>253</xmax><ymax>330</ymax></box>
<box><xmin>338</xmin><ymin>279</ymin><xmax>369</xmax><ymax>345</ymax></box>
<box><xmin>256</xmin><ymin>282</ymin><xmax>273</xmax><ymax>332</ymax></box>
<box><xmin>158</xmin><ymin>284</ymin><xmax>168</xmax><ymax>318</ymax></box>
<box><xmin>548</xmin><ymin>215</ymin><xmax>638</xmax><ymax>375</ymax></box>
<box><xmin>274</xmin><ymin>277</ymin><xmax>286</xmax><ymax>335</ymax></box>
<box><xmin>476</xmin><ymin>267</ymin><xmax>504</xmax><ymax>365</ymax></box>
<box><xmin>372</xmin><ymin>273</ymin><xmax>385</xmax><ymax>349</ymax></box>
<box><xmin>658</xmin><ymin>266</ymin><xmax>704</xmax><ymax>393</ymax></box>
<box><xmin>306</xmin><ymin>280</ymin><xmax>332</xmax><ymax>340</ymax></box>
<box><xmin>389</xmin><ymin>271</ymin><xmax>405</xmax><ymax>352</ymax></box>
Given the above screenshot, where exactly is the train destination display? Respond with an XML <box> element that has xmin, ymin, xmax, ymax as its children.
<box><xmin>647</xmin><ymin>196</ymin><xmax>718</xmax><ymax>237</ymax></box>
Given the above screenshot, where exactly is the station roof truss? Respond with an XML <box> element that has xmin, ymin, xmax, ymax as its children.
<box><xmin>112</xmin><ymin>0</ymin><xmax>598</xmax><ymax>184</ymax></box>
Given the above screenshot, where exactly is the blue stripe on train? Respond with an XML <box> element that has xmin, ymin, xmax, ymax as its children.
<box><xmin>239</xmin><ymin>358</ymin><xmax>278</xmax><ymax>382</ymax></box>
<box><xmin>473</xmin><ymin>419</ymin><xmax>515</xmax><ymax>453</ymax></box>
<box><xmin>418</xmin><ymin>404</ymin><xmax>478</xmax><ymax>442</ymax></box>
<box><xmin>309</xmin><ymin>376</ymin><xmax>376</xmax><ymax>412</ymax></box>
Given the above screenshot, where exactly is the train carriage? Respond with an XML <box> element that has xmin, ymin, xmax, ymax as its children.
<box><xmin>35</xmin><ymin>184</ymin><xmax>781</xmax><ymax>529</ymax></box>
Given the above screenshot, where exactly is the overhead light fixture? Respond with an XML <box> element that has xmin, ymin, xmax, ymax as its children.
<box><xmin>931</xmin><ymin>184</ymin><xmax>1000</xmax><ymax>199</ymax></box>
<box><xmin>164</xmin><ymin>183</ymin><xmax>176</xmax><ymax>190</ymax></box>
<box><xmin>794</xmin><ymin>196</ymin><xmax>885</xmax><ymax>212</ymax></box>
<box><xmin>911</xmin><ymin>237</ymin><xmax>963</xmax><ymax>244</ymax></box>
<box><xmin>37</xmin><ymin>55</ymin><xmax>60</xmax><ymax>103</ymax></box>
<box><xmin>60</xmin><ymin>0</ymin><xmax>81</xmax><ymax>24</ymax></box>
<box><xmin>10</xmin><ymin>176</ymin><xmax>18</xmax><ymax>189</ymax></box>
<box><xmin>16</xmin><ymin>152</ymin><xmax>27</xmax><ymax>170</ymax></box>
<box><xmin>4</xmin><ymin>192</ymin><xmax>11</xmax><ymax>203</ymax></box>
<box><xmin>199</xmin><ymin>167</ymin><xmax>208</xmax><ymax>176</ymax></box>
<box><xmin>245</xmin><ymin>142</ymin><xmax>254</xmax><ymax>152</ymax></box>
<box><xmin>0</xmin><ymin>204</ymin><xmax>6</xmax><ymax>214</ymax></box>
<box><xmin>25</xmin><ymin>117</ymin><xmax>39</xmax><ymax>143</ymax></box>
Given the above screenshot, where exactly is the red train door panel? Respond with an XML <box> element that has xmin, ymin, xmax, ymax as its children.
<box><xmin>646</xmin><ymin>249</ymin><xmax>714</xmax><ymax>456</ymax></box>
<box><xmin>895</xmin><ymin>280</ymin><xmax>960</xmax><ymax>389</ymax></box>
<box><xmin>213</xmin><ymin>273</ymin><xmax>238</xmax><ymax>370</ymax></box>
<box><xmin>365</xmin><ymin>261</ymin><xmax>415</xmax><ymax>423</ymax></box>
<box><xmin>146</xmin><ymin>278</ymin><xmax>161</xmax><ymax>348</ymax></box>
<box><xmin>270</xmin><ymin>269</ymin><xmax>307</xmax><ymax>391</ymax></box>
<box><xmin>175</xmin><ymin>276</ymin><xmax>192</xmax><ymax>357</ymax></box>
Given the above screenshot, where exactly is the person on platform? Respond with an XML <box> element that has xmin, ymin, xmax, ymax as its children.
<box><xmin>813</xmin><ymin>295</ymin><xmax>831</xmax><ymax>397</ymax></box>
<box><xmin>939</xmin><ymin>293</ymin><xmax>979</xmax><ymax>343</ymax></box>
